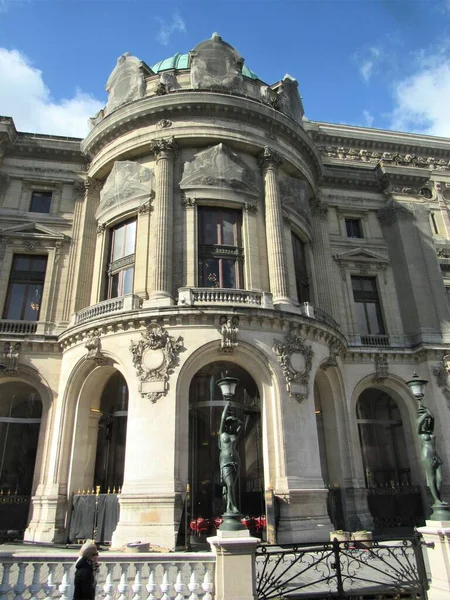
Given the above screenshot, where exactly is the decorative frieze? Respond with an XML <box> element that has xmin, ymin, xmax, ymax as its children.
<box><xmin>130</xmin><ymin>322</ymin><xmax>183</xmax><ymax>403</ymax></box>
<box><xmin>318</xmin><ymin>146</ymin><xmax>450</xmax><ymax>171</ymax></box>
<box><xmin>219</xmin><ymin>316</ymin><xmax>239</xmax><ymax>354</ymax></box>
<box><xmin>273</xmin><ymin>326</ymin><xmax>314</xmax><ymax>402</ymax></box>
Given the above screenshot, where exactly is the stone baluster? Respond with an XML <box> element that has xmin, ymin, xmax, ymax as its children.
<box><xmin>258</xmin><ymin>147</ymin><xmax>291</xmax><ymax>305</ymax></box>
<box><xmin>201</xmin><ymin>571</ymin><xmax>213</xmax><ymax>600</ymax></box>
<box><xmin>29</xmin><ymin>563</ymin><xmax>42</xmax><ymax>600</ymax></box>
<box><xmin>145</xmin><ymin>569</ymin><xmax>157</xmax><ymax>600</ymax></box>
<box><xmin>132</xmin><ymin>563</ymin><xmax>143</xmax><ymax>600</ymax></box>
<box><xmin>103</xmin><ymin>562</ymin><xmax>115</xmax><ymax>600</ymax></box>
<box><xmin>160</xmin><ymin>570</ymin><xmax>171</xmax><ymax>600</ymax></box>
<box><xmin>188</xmin><ymin>571</ymin><xmax>200</xmax><ymax>600</ymax></box>
<box><xmin>117</xmin><ymin>563</ymin><xmax>129</xmax><ymax>600</ymax></box>
<box><xmin>44</xmin><ymin>563</ymin><xmax>57</xmax><ymax>600</ymax></box>
<box><xmin>0</xmin><ymin>563</ymin><xmax>12</xmax><ymax>600</ymax></box>
<box><xmin>58</xmin><ymin>563</ymin><xmax>71</xmax><ymax>600</ymax></box>
<box><xmin>148</xmin><ymin>137</ymin><xmax>179</xmax><ymax>305</ymax></box>
<box><xmin>13</xmin><ymin>562</ymin><xmax>26</xmax><ymax>600</ymax></box>
<box><xmin>174</xmin><ymin>571</ymin><xmax>185</xmax><ymax>600</ymax></box>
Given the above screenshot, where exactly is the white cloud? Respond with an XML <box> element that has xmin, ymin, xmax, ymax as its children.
<box><xmin>362</xmin><ymin>110</ymin><xmax>374</xmax><ymax>128</ymax></box>
<box><xmin>355</xmin><ymin>47</ymin><xmax>382</xmax><ymax>83</ymax></box>
<box><xmin>0</xmin><ymin>48</ymin><xmax>103</xmax><ymax>137</ymax></box>
<box><xmin>156</xmin><ymin>13</ymin><xmax>186</xmax><ymax>46</ymax></box>
<box><xmin>390</xmin><ymin>50</ymin><xmax>450</xmax><ymax>137</ymax></box>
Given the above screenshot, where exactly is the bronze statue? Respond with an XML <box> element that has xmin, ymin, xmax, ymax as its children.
<box><xmin>417</xmin><ymin>404</ymin><xmax>447</xmax><ymax>506</ymax></box>
<box><xmin>219</xmin><ymin>401</ymin><xmax>243</xmax><ymax>514</ymax></box>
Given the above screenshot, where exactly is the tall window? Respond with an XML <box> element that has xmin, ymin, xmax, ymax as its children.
<box><xmin>291</xmin><ymin>233</ymin><xmax>310</xmax><ymax>303</ymax></box>
<box><xmin>345</xmin><ymin>218</ymin><xmax>363</xmax><ymax>239</ymax></box>
<box><xmin>3</xmin><ymin>255</ymin><xmax>47</xmax><ymax>321</ymax></box>
<box><xmin>198</xmin><ymin>207</ymin><xmax>244</xmax><ymax>289</ymax></box>
<box><xmin>106</xmin><ymin>219</ymin><xmax>136</xmax><ymax>298</ymax></box>
<box><xmin>351</xmin><ymin>276</ymin><xmax>385</xmax><ymax>335</ymax></box>
<box><xmin>29</xmin><ymin>191</ymin><xmax>52</xmax><ymax>214</ymax></box>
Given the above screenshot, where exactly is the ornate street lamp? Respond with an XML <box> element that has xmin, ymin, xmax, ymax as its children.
<box><xmin>216</xmin><ymin>375</ymin><xmax>245</xmax><ymax>531</ymax></box>
<box><xmin>406</xmin><ymin>373</ymin><xmax>450</xmax><ymax>521</ymax></box>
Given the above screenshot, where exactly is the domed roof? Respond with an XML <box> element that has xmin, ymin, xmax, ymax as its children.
<box><xmin>151</xmin><ymin>52</ymin><xmax>260</xmax><ymax>81</ymax></box>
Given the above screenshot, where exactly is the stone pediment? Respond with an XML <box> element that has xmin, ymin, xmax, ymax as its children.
<box><xmin>334</xmin><ymin>248</ymin><xmax>389</xmax><ymax>264</ymax></box>
<box><xmin>279</xmin><ymin>176</ymin><xmax>310</xmax><ymax>224</ymax></box>
<box><xmin>0</xmin><ymin>223</ymin><xmax>67</xmax><ymax>240</ymax></box>
<box><xmin>180</xmin><ymin>144</ymin><xmax>258</xmax><ymax>196</ymax></box>
<box><xmin>97</xmin><ymin>161</ymin><xmax>153</xmax><ymax>221</ymax></box>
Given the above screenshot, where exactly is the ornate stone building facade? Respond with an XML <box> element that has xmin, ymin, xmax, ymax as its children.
<box><xmin>1</xmin><ymin>34</ymin><xmax>450</xmax><ymax>548</ymax></box>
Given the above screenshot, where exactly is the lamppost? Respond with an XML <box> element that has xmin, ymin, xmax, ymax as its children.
<box><xmin>406</xmin><ymin>373</ymin><xmax>450</xmax><ymax>521</ymax></box>
<box><xmin>216</xmin><ymin>375</ymin><xmax>245</xmax><ymax>531</ymax></box>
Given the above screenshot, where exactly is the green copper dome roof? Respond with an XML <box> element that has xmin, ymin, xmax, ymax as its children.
<box><xmin>151</xmin><ymin>52</ymin><xmax>260</xmax><ymax>81</ymax></box>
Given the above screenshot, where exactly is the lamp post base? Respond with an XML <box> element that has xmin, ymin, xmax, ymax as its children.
<box><xmin>221</xmin><ymin>512</ymin><xmax>246</xmax><ymax>531</ymax></box>
<box><xmin>430</xmin><ymin>503</ymin><xmax>450</xmax><ymax>521</ymax></box>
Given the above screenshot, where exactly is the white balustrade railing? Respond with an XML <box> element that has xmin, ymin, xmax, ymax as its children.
<box><xmin>0</xmin><ymin>553</ymin><xmax>215</xmax><ymax>600</ymax></box>
<box><xmin>178</xmin><ymin>287</ymin><xmax>273</xmax><ymax>308</ymax></box>
<box><xmin>74</xmin><ymin>294</ymin><xmax>141</xmax><ymax>325</ymax></box>
<box><xmin>0</xmin><ymin>320</ymin><xmax>38</xmax><ymax>335</ymax></box>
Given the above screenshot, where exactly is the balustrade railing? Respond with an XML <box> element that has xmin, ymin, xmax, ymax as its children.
<box><xmin>0</xmin><ymin>553</ymin><xmax>215</xmax><ymax>600</ymax></box>
<box><xmin>178</xmin><ymin>287</ymin><xmax>265</xmax><ymax>307</ymax></box>
<box><xmin>298</xmin><ymin>302</ymin><xmax>340</xmax><ymax>330</ymax></box>
<box><xmin>361</xmin><ymin>334</ymin><xmax>390</xmax><ymax>347</ymax></box>
<box><xmin>74</xmin><ymin>295</ymin><xmax>141</xmax><ymax>325</ymax></box>
<box><xmin>0</xmin><ymin>321</ymin><xmax>37</xmax><ymax>335</ymax></box>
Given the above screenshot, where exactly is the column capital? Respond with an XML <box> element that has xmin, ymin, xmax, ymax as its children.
<box><xmin>85</xmin><ymin>177</ymin><xmax>103</xmax><ymax>193</ymax></box>
<box><xmin>309</xmin><ymin>196</ymin><xmax>328</xmax><ymax>219</ymax></box>
<box><xmin>149</xmin><ymin>137</ymin><xmax>179</xmax><ymax>160</ymax></box>
<box><xmin>258</xmin><ymin>146</ymin><xmax>283</xmax><ymax>172</ymax></box>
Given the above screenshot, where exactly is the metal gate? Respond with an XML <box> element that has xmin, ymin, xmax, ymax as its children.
<box><xmin>0</xmin><ymin>493</ymin><xmax>30</xmax><ymax>541</ymax></box>
<box><xmin>256</xmin><ymin>536</ymin><xmax>429</xmax><ymax>599</ymax></box>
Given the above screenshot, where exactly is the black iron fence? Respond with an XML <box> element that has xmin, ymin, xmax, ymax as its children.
<box><xmin>0</xmin><ymin>493</ymin><xmax>30</xmax><ymax>541</ymax></box>
<box><xmin>256</xmin><ymin>536</ymin><xmax>429</xmax><ymax>599</ymax></box>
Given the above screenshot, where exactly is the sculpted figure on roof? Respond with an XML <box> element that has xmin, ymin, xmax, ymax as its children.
<box><xmin>190</xmin><ymin>33</ymin><xmax>244</xmax><ymax>93</ymax></box>
<box><xmin>104</xmin><ymin>52</ymin><xmax>146</xmax><ymax>115</ymax></box>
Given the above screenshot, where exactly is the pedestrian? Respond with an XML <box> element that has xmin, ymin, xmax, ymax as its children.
<box><xmin>73</xmin><ymin>540</ymin><xmax>99</xmax><ymax>600</ymax></box>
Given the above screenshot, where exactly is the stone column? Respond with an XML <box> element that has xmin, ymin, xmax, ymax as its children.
<box><xmin>134</xmin><ymin>201</ymin><xmax>152</xmax><ymax>299</ymax></box>
<box><xmin>259</xmin><ymin>147</ymin><xmax>292</xmax><ymax>305</ymax></box>
<box><xmin>71</xmin><ymin>177</ymin><xmax>102</xmax><ymax>312</ymax></box>
<box><xmin>310</xmin><ymin>197</ymin><xmax>340</xmax><ymax>322</ymax></box>
<box><xmin>147</xmin><ymin>137</ymin><xmax>178</xmax><ymax>306</ymax></box>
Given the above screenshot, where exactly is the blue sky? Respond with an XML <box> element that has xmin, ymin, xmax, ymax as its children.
<box><xmin>1</xmin><ymin>0</ymin><xmax>450</xmax><ymax>138</ymax></box>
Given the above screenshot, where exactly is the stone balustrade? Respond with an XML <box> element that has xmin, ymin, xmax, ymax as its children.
<box><xmin>74</xmin><ymin>294</ymin><xmax>141</xmax><ymax>325</ymax></box>
<box><xmin>0</xmin><ymin>320</ymin><xmax>38</xmax><ymax>335</ymax></box>
<box><xmin>178</xmin><ymin>287</ymin><xmax>273</xmax><ymax>308</ymax></box>
<box><xmin>0</xmin><ymin>552</ymin><xmax>215</xmax><ymax>600</ymax></box>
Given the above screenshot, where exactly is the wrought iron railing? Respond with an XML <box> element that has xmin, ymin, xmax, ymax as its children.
<box><xmin>0</xmin><ymin>320</ymin><xmax>37</xmax><ymax>335</ymax></box>
<box><xmin>0</xmin><ymin>554</ymin><xmax>215</xmax><ymax>600</ymax></box>
<box><xmin>255</xmin><ymin>536</ymin><xmax>429</xmax><ymax>599</ymax></box>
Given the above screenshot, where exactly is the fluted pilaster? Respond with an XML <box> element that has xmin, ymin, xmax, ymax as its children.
<box><xmin>259</xmin><ymin>147</ymin><xmax>291</xmax><ymax>304</ymax></box>
<box><xmin>148</xmin><ymin>138</ymin><xmax>178</xmax><ymax>305</ymax></box>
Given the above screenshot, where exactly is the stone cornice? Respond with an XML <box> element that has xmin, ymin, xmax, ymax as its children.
<box><xmin>81</xmin><ymin>92</ymin><xmax>322</xmax><ymax>182</ymax></box>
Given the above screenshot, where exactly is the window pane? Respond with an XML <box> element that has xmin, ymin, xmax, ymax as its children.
<box><xmin>200</xmin><ymin>259</ymin><xmax>220</xmax><ymax>287</ymax></box>
<box><xmin>124</xmin><ymin>221</ymin><xmax>137</xmax><ymax>256</ymax></box>
<box><xmin>366</xmin><ymin>302</ymin><xmax>384</xmax><ymax>334</ymax></box>
<box><xmin>122</xmin><ymin>267</ymin><xmax>134</xmax><ymax>295</ymax></box>
<box><xmin>345</xmin><ymin>219</ymin><xmax>362</xmax><ymax>238</ymax></box>
<box><xmin>13</xmin><ymin>256</ymin><xmax>31</xmax><ymax>271</ymax></box>
<box><xmin>200</xmin><ymin>209</ymin><xmax>218</xmax><ymax>245</ymax></box>
<box><xmin>30</xmin><ymin>191</ymin><xmax>52</xmax><ymax>214</ymax></box>
<box><xmin>221</xmin><ymin>212</ymin><xmax>236</xmax><ymax>245</ymax></box>
<box><xmin>362</xmin><ymin>278</ymin><xmax>375</xmax><ymax>292</ymax></box>
<box><xmin>352</xmin><ymin>277</ymin><xmax>362</xmax><ymax>292</ymax></box>
<box><xmin>3</xmin><ymin>283</ymin><xmax>25</xmax><ymax>320</ymax></box>
<box><xmin>222</xmin><ymin>259</ymin><xmax>236</xmax><ymax>288</ymax></box>
<box><xmin>354</xmin><ymin>302</ymin><xmax>369</xmax><ymax>334</ymax></box>
<box><xmin>112</xmin><ymin>225</ymin><xmax>125</xmax><ymax>262</ymax></box>
<box><xmin>110</xmin><ymin>274</ymin><xmax>119</xmax><ymax>298</ymax></box>
<box><xmin>23</xmin><ymin>284</ymin><xmax>43</xmax><ymax>321</ymax></box>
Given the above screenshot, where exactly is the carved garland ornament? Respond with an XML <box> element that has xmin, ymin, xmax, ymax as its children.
<box><xmin>274</xmin><ymin>326</ymin><xmax>314</xmax><ymax>402</ymax></box>
<box><xmin>130</xmin><ymin>322</ymin><xmax>183</xmax><ymax>403</ymax></box>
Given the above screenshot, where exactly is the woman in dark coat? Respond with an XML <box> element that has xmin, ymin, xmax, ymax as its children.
<box><xmin>73</xmin><ymin>540</ymin><xmax>99</xmax><ymax>600</ymax></box>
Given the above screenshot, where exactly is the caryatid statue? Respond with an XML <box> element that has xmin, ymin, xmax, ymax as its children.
<box><xmin>417</xmin><ymin>404</ymin><xmax>447</xmax><ymax>507</ymax></box>
<box><xmin>219</xmin><ymin>401</ymin><xmax>243</xmax><ymax>514</ymax></box>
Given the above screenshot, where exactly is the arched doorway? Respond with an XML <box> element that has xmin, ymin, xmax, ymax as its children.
<box><xmin>0</xmin><ymin>381</ymin><xmax>42</xmax><ymax>539</ymax></box>
<box><xmin>356</xmin><ymin>387</ymin><xmax>424</xmax><ymax>530</ymax></box>
<box><xmin>69</xmin><ymin>369</ymin><xmax>128</xmax><ymax>544</ymax></box>
<box><xmin>188</xmin><ymin>361</ymin><xmax>264</xmax><ymax>538</ymax></box>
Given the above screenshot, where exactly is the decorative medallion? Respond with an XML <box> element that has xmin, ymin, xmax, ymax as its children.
<box><xmin>130</xmin><ymin>322</ymin><xmax>183</xmax><ymax>403</ymax></box>
<box><xmin>273</xmin><ymin>326</ymin><xmax>314</xmax><ymax>401</ymax></box>
<box><xmin>219</xmin><ymin>316</ymin><xmax>239</xmax><ymax>354</ymax></box>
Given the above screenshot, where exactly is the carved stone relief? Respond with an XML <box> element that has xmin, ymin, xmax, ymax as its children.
<box><xmin>130</xmin><ymin>322</ymin><xmax>183</xmax><ymax>402</ymax></box>
<box><xmin>96</xmin><ymin>161</ymin><xmax>153</xmax><ymax>220</ymax></box>
<box><xmin>85</xmin><ymin>329</ymin><xmax>105</xmax><ymax>365</ymax></box>
<box><xmin>104</xmin><ymin>53</ymin><xmax>146</xmax><ymax>116</ymax></box>
<box><xmin>0</xmin><ymin>342</ymin><xmax>21</xmax><ymax>375</ymax></box>
<box><xmin>190</xmin><ymin>33</ymin><xmax>244</xmax><ymax>93</ymax></box>
<box><xmin>159</xmin><ymin>71</ymin><xmax>180</xmax><ymax>92</ymax></box>
<box><xmin>219</xmin><ymin>316</ymin><xmax>239</xmax><ymax>354</ymax></box>
<box><xmin>321</xmin><ymin>339</ymin><xmax>342</xmax><ymax>370</ymax></box>
<box><xmin>374</xmin><ymin>353</ymin><xmax>388</xmax><ymax>382</ymax></box>
<box><xmin>180</xmin><ymin>143</ymin><xmax>258</xmax><ymax>196</ymax></box>
<box><xmin>433</xmin><ymin>357</ymin><xmax>450</xmax><ymax>409</ymax></box>
<box><xmin>273</xmin><ymin>326</ymin><xmax>314</xmax><ymax>401</ymax></box>
<box><xmin>279</xmin><ymin>176</ymin><xmax>311</xmax><ymax>225</ymax></box>
<box><xmin>276</xmin><ymin>75</ymin><xmax>304</xmax><ymax>124</ymax></box>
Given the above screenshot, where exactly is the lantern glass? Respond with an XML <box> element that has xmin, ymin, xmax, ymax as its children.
<box><xmin>217</xmin><ymin>376</ymin><xmax>240</xmax><ymax>398</ymax></box>
<box><xmin>406</xmin><ymin>373</ymin><xmax>428</xmax><ymax>398</ymax></box>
